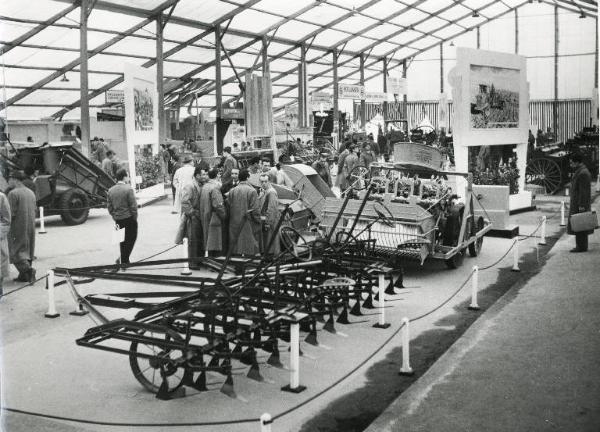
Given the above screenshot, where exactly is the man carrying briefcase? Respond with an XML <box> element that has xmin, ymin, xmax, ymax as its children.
<box><xmin>567</xmin><ymin>153</ymin><xmax>593</xmax><ymax>253</ymax></box>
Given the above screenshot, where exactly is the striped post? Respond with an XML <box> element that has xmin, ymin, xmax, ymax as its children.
<box><xmin>399</xmin><ymin>317</ymin><xmax>414</xmax><ymax>375</ymax></box>
<box><xmin>38</xmin><ymin>207</ymin><xmax>47</xmax><ymax>234</ymax></box>
<box><xmin>468</xmin><ymin>266</ymin><xmax>480</xmax><ymax>310</ymax></box>
<box><xmin>560</xmin><ymin>201</ymin><xmax>566</xmax><ymax>226</ymax></box>
<box><xmin>539</xmin><ymin>216</ymin><xmax>547</xmax><ymax>245</ymax></box>
<box><xmin>260</xmin><ymin>413</ymin><xmax>272</xmax><ymax>432</ymax></box>
<box><xmin>511</xmin><ymin>239</ymin><xmax>520</xmax><ymax>272</ymax></box>
<box><xmin>44</xmin><ymin>270</ymin><xmax>60</xmax><ymax>318</ymax></box>
<box><xmin>373</xmin><ymin>273</ymin><xmax>390</xmax><ymax>328</ymax></box>
<box><xmin>181</xmin><ymin>238</ymin><xmax>192</xmax><ymax>275</ymax></box>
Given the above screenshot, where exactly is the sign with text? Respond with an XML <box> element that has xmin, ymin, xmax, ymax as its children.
<box><xmin>105</xmin><ymin>89</ymin><xmax>124</xmax><ymax>104</ymax></box>
<box><xmin>388</xmin><ymin>76</ymin><xmax>407</xmax><ymax>94</ymax></box>
<box><xmin>365</xmin><ymin>92</ymin><xmax>389</xmax><ymax>103</ymax></box>
<box><xmin>338</xmin><ymin>84</ymin><xmax>365</xmax><ymax>100</ymax></box>
<box><xmin>222</xmin><ymin>107</ymin><xmax>245</xmax><ymax>119</ymax></box>
<box><xmin>310</xmin><ymin>91</ymin><xmax>332</xmax><ymax>111</ymax></box>
<box><xmin>393</xmin><ymin>142</ymin><xmax>444</xmax><ymax>171</ymax></box>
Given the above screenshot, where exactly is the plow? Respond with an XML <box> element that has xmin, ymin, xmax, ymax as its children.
<box><xmin>57</xmin><ymin>156</ymin><xmax>491</xmax><ymax>400</ymax></box>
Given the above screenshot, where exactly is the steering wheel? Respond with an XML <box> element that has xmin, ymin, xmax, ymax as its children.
<box><xmin>280</xmin><ymin>226</ymin><xmax>313</xmax><ymax>261</ymax></box>
<box><xmin>373</xmin><ymin>201</ymin><xmax>395</xmax><ymax>228</ymax></box>
<box><xmin>347</xmin><ymin>165</ymin><xmax>371</xmax><ymax>191</ymax></box>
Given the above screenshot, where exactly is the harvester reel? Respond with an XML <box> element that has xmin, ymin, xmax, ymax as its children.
<box><xmin>280</xmin><ymin>226</ymin><xmax>313</xmax><ymax>261</ymax></box>
<box><xmin>347</xmin><ymin>165</ymin><xmax>371</xmax><ymax>191</ymax></box>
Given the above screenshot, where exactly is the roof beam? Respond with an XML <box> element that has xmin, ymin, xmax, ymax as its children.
<box><xmin>0</xmin><ymin>3</ymin><xmax>78</xmax><ymax>55</ymax></box>
<box><xmin>3</xmin><ymin>0</ymin><xmax>179</xmax><ymax>110</ymax></box>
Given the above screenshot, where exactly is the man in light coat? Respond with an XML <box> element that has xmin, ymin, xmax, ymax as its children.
<box><xmin>343</xmin><ymin>144</ymin><xmax>359</xmax><ymax>192</ymax></box>
<box><xmin>7</xmin><ymin>171</ymin><xmax>37</xmax><ymax>282</ymax></box>
<box><xmin>228</xmin><ymin>169</ymin><xmax>261</xmax><ymax>256</ymax></box>
<box><xmin>200</xmin><ymin>169</ymin><xmax>227</xmax><ymax>256</ymax></box>
<box><xmin>177</xmin><ymin>166</ymin><xmax>207</xmax><ymax>268</ymax></box>
<box><xmin>172</xmin><ymin>154</ymin><xmax>195</xmax><ymax>214</ymax></box>
<box><xmin>259</xmin><ymin>173</ymin><xmax>281</xmax><ymax>255</ymax></box>
<box><xmin>567</xmin><ymin>153</ymin><xmax>592</xmax><ymax>252</ymax></box>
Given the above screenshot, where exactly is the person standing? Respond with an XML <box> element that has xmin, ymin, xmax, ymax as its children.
<box><xmin>200</xmin><ymin>169</ymin><xmax>226</xmax><ymax>257</ymax></box>
<box><xmin>172</xmin><ymin>155</ymin><xmax>195</xmax><ymax>214</ymax></box>
<box><xmin>228</xmin><ymin>169</ymin><xmax>261</xmax><ymax>256</ymax></box>
<box><xmin>7</xmin><ymin>171</ymin><xmax>37</xmax><ymax>282</ymax></box>
<box><xmin>567</xmin><ymin>153</ymin><xmax>592</xmax><ymax>253</ymax></box>
<box><xmin>312</xmin><ymin>153</ymin><xmax>332</xmax><ymax>187</ymax></box>
<box><xmin>359</xmin><ymin>143</ymin><xmax>376</xmax><ymax>168</ymax></box>
<box><xmin>258</xmin><ymin>173</ymin><xmax>281</xmax><ymax>255</ymax></box>
<box><xmin>102</xmin><ymin>150</ymin><xmax>117</xmax><ymax>178</ymax></box>
<box><xmin>178</xmin><ymin>166</ymin><xmax>206</xmax><ymax>268</ymax></box>
<box><xmin>0</xmin><ymin>190</ymin><xmax>11</xmax><ymax>295</ymax></box>
<box><xmin>107</xmin><ymin>169</ymin><xmax>138</xmax><ymax>267</ymax></box>
<box><xmin>335</xmin><ymin>146</ymin><xmax>350</xmax><ymax>191</ymax></box>
<box><xmin>343</xmin><ymin>144</ymin><xmax>359</xmax><ymax>189</ymax></box>
<box><xmin>221</xmin><ymin>146</ymin><xmax>238</xmax><ymax>186</ymax></box>
<box><xmin>221</xmin><ymin>167</ymin><xmax>239</xmax><ymax>197</ymax></box>
<box><xmin>23</xmin><ymin>166</ymin><xmax>37</xmax><ymax>196</ymax></box>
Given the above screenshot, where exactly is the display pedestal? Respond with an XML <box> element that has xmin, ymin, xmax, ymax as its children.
<box><xmin>509</xmin><ymin>191</ymin><xmax>535</xmax><ymax>214</ymax></box>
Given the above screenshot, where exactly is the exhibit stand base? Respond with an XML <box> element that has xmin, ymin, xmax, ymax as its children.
<box><xmin>509</xmin><ymin>191</ymin><xmax>535</xmax><ymax>214</ymax></box>
<box><xmin>136</xmin><ymin>182</ymin><xmax>167</xmax><ymax>208</ymax></box>
<box><xmin>487</xmin><ymin>224</ymin><xmax>519</xmax><ymax>239</ymax></box>
<box><xmin>281</xmin><ymin>384</ymin><xmax>307</xmax><ymax>393</ymax></box>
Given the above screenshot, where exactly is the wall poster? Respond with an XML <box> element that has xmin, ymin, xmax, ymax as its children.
<box><xmin>469</xmin><ymin>65</ymin><xmax>519</xmax><ymax>129</ymax></box>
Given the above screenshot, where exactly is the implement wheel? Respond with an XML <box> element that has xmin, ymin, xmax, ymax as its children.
<box><xmin>59</xmin><ymin>188</ymin><xmax>90</xmax><ymax>225</ymax></box>
<box><xmin>445</xmin><ymin>249</ymin><xmax>465</xmax><ymax>269</ymax></box>
<box><xmin>468</xmin><ymin>216</ymin><xmax>485</xmax><ymax>257</ymax></box>
<box><xmin>129</xmin><ymin>331</ymin><xmax>185</xmax><ymax>394</ymax></box>
<box><xmin>526</xmin><ymin>158</ymin><xmax>562</xmax><ymax>194</ymax></box>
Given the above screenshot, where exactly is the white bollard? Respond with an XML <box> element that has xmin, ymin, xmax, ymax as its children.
<box><xmin>44</xmin><ymin>270</ymin><xmax>60</xmax><ymax>318</ymax></box>
<box><xmin>539</xmin><ymin>216</ymin><xmax>547</xmax><ymax>245</ymax></box>
<box><xmin>181</xmin><ymin>238</ymin><xmax>192</xmax><ymax>275</ymax></box>
<box><xmin>399</xmin><ymin>317</ymin><xmax>414</xmax><ymax>375</ymax></box>
<box><xmin>511</xmin><ymin>239</ymin><xmax>520</xmax><ymax>272</ymax></box>
<box><xmin>38</xmin><ymin>206</ymin><xmax>47</xmax><ymax>234</ymax></box>
<box><xmin>281</xmin><ymin>322</ymin><xmax>306</xmax><ymax>393</ymax></box>
<box><xmin>374</xmin><ymin>273</ymin><xmax>390</xmax><ymax>328</ymax></box>
<box><xmin>260</xmin><ymin>413</ymin><xmax>272</xmax><ymax>432</ymax></box>
<box><xmin>559</xmin><ymin>201</ymin><xmax>566</xmax><ymax>226</ymax></box>
<box><xmin>468</xmin><ymin>266</ymin><xmax>480</xmax><ymax>310</ymax></box>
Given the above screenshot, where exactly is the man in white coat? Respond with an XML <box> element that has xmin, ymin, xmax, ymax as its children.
<box><xmin>172</xmin><ymin>155</ymin><xmax>195</xmax><ymax>214</ymax></box>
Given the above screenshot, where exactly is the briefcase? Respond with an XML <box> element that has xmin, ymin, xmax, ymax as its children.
<box><xmin>570</xmin><ymin>211</ymin><xmax>599</xmax><ymax>233</ymax></box>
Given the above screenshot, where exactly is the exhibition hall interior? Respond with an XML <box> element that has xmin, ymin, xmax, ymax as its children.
<box><xmin>0</xmin><ymin>1</ymin><xmax>599</xmax><ymax>431</ymax></box>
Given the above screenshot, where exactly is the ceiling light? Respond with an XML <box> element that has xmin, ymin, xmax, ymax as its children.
<box><xmin>579</xmin><ymin>11</ymin><xmax>586</xmax><ymax>18</ymax></box>
<box><xmin>377</xmin><ymin>20</ymin><xmax>385</xmax><ymax>26</ymax></box>
<box><xmin>450</xmin><ymin>41</ymin><xmax>455</xmax><ymax>46</ymax></box>
<box><xmin>60</xmin><ymin>73</ymin><xmax>69</xmax><ymax>82</ymax></box>
<box><xmin>472</xmin><ymin>10</ymin><xmax>479</xmax><ymax>18</ymax></box>
<box><xmin>351</xmin><ymin>6</ymin><xmax>357</xmax><ymax>16</ymax></box>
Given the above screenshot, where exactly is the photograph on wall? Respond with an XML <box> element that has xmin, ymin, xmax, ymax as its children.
<box><xmin>469</xmin><ymin>65</ymin><xmax>519</xmax><ymax>129</ymax></box>
<box><xmin>133</xmin><ymin>80</ymin><xmax>154</xmax><ymax>132</ymax></box>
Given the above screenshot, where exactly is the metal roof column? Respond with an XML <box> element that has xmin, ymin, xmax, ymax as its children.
<box><xmin>402</xmin><ymin>59</ymin><xmax>407</xmax><ymax>132</ymax></box>
<box><xmin>382</xmin><ymin>57</ymin><xmax>388</xmax><ymax>124</ymax></box>
<box><xmin>333</xmin><ymin>49</ymin><xmax>339</xmax><ymax>144</ymax></box>
<box><xmin>439</xmin><ymin>44</ymin><xmax>444</xmax><ymax>94</ymax></box>
<box><xmin>553</xmin><ymin>4</ymin><xmax>559</xmax><ymax>136</ymax></box>
<box><xmin>360</xmin><ymin>53</ymin><xmax>366</xmax><ymax>129</ymax></box>
<box><xmin>80</xmin><ymin>0</ymin><xmax>91</xmax><ymax>157</ymax></box>
<box><xmin>156</xmin><ymin>14</ymin><xmax>166</xmax><ymax>144</ymax></box>
<box><xmin>514</xmin><ymin>9</ymin><xmax>519</xmax><ymax>54</ymax></box>
<box><xmin>215</xmin><ymin>24</ymin><xmax>224</xmax><ymax>153</ymax></box>
<box><xmin>476</xmin><ymin>26</ymin><xmax>480</xmax><ymax>49</ymax></box>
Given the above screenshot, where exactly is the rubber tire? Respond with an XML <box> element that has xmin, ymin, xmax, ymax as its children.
<box><xmin>59</xmin><ymin>189</ymin><xmax>90</xmax><ymax>225</ymax></box>
<box><xmin>468</xmin><ymin>216</ymin><xmax>485</xmax><ymax>257</ymax></box>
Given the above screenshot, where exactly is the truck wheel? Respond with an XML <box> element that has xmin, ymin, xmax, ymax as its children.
<box><xmin>59</xmin><ymin>189</ymin><xmax>90</xmax><ymax>225</ymax></box>
<box><xmin>468</xmin><ymin>217</ymin><xmax>485</xmax><ymax>257</ymax></box>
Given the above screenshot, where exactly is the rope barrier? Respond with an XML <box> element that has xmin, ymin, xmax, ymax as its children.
<box><xmin>0</xmin><ymin>275</ymin><xmax>47</xmax><ymax>299</ymax></box>
<box><xmin>136</xmin><ymin>244</ymin><xmax>179</xmax><ymax>263</ymax></box>
<box><xmin>1</xmin><ymin>198</ymin><xmax>567</xmax><ymax>427</ymax></box>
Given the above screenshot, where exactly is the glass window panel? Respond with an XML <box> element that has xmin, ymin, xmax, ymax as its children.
<box><xmin>229</xmin><ymin>8</ymin><xmax>283</xmax><ymax>33</ymax></box>
<box><xmin>276</xmin><ymin>20</ymin><xmax>321</xmax><ymax>41</ymax></box>
<box><xmin>297</xmin><ymin>3</ymin><xmax>349</xmax><ymax>25</ymax></box>
<box><xmin>388</xmin><ymin>29</ymin><xmax>422</xmax><ymax>45</ymax></box>
<box><xmin>312</xmin><ymin>29</ymin><xmax>349</xmax><ymax>49</ymax></box>
<box><xmin>328</xmin><ymin>0</ymin><xmax>376</xmax><ymax>8</ymax></box>
<box><xmin>19</xmin><ymin>90</ymin><xmax>79</xmax><ymax>106</ymax></box>
<box><xmin>0</xmin><ymin>0</ymin><xmax>65</xmax><ymax>20</ymax></box>
<box><xmin>333</xmin><ymin>16</ymin><xmax>379</xmax><ymax>34</ymax></box>
<box><xmin>2</xmin><ymin>47</ymin><xmax>79</xmax><ymax>68</ymax></box>
<box><xmin>393</xmin><ymin>47</ymin><xmax>418</xmax><ymax>59</ymax></box>
<box><xmin>463</xmin><ymin>0</ymin><xmax>493</xmax><ymax>10</ymax></box>
<box><xmin>409</xmin><ymin>36</ymin><xmax>438</xmax><ymax>50</ymax></box>
<box><xmin>414</xmin><ymin>16</ymin><xmax>447</xmax><ymax>33</ymax></box>
<box><xmin>103</xmin><ymin>0</ymin><xmax>163</xmax><ymax>10</ymax></box>
<box><xmin>270</xmin><ymin>58</ymin><xmax>301</xmax><ymax>71</ymax></box>
<box><xmin>162</xmin><ymin>23</ymin><xmax>204</xmax><ymax>42</ymax></box>
<box><xmin>173</xmin><ymin>0</ymin><xmax>237</xmax><ymax>23</ymax></box>
<box><xmin>344</xmin><ymin>36</ymin><xmax>376</xmax><ymax>53</ymax></box>
<box><xmin>1</xmin><ymin>106</ymin><xmax>61</xmax><ymax>120</ymax></box>
<box><xmin>109</xmin><ymin>37</ymin><xmax>156</xmax><ymax>56</ymax></box>
<box><xmin>418</xmin><ymin>0</ymin><xmax>456</xmax><ymax>13</ymax></box>
<box><xmin>361</xmin><ymin>0</ymin><xmax>403</xmax><ymax>19</ymax></box>
<box><xmin>88</xmin><ymin>53</ymin><xmax>146</xmax><ymax>72</ymax></box>
<box><xmin>362</xmin><ymin>23</ymin><xmax>403</xmax><ymax>40</ymax></box>
<box><xmin>221</xmin><ymin>34</ymin><xmax>256</xmax><ymax>50</ymax></box>
<box><xmin>256</xmin><ymin>0</ymin><xmax>314</xmax><ymax>16</ymax></box>
<box><xmin>371</xmin><ymin>42</ymin><xmax>400</xmax><ymax>57</ymax></box>
<box><xmin>163</xmin><ymin>61</ymin><xmax>202</xmax><ymax>77</ymax></box>
<box><xmin>434</xmin><ymin>24</ymin><xmax>464</xmax><ymax>40</ymax></box>
<box><xmin>480</xmin><ymin>2</ymin><xmax>509</xmax><ymax>18</ymax></box>
<box><xmin>87</xmin><ymin>9</ymin><xmax>147</xmax><ymax>33</ymax></box>
<box><xmin>390</xmin><ymin>9</ymin><xmax>429</xmax><ymax>27</ymax></box>
<box><xmin>438</xmin><ymin>4</ymin><xmax>472</xmax><ymax>21</ymax></box>
<box><xmin>0</xmin><ymin>22</ymin><xmax>35</xmax><ymax>41</ymax></box>
<box><xmin>168</xmin><ymin>45</ymin><xmax>214</xmax><ymax>63</ymax></box>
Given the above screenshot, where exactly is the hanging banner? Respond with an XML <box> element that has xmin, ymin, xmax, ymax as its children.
<box><xmin>365</xmin><ymin>92</ymin><xmax>389</xmax><ymax>103</ymax></box>
<box><xmin>338</xmin><ymin>84</ymin><xmax>365</xmax><ymax>100</ymax></box>
<box><xmin>388</xmin><ymin>76</ymin><xmax>407</xmax><ymax>95</ymax></box>
<box><xmin>222</xmin><ymin>107</ymin><xmax>245</xmax><ymax>120</ymax></box>
<box><xmin>438</xmin><ymin>92</ymin><xmax>449</xmax><ymax>128</ymax></box>
<box><xmin>310</xmin><ymin>91</ymin><xmax>332</xmax><ymax>111</ymax></box>
<box><xmin>105</xmin><ymin>89</ymin><xmax>124</xmax><ymax>104</ymax></box>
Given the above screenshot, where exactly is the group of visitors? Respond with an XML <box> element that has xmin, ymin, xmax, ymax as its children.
<box><xmin>335</xmin><ymin>135</ymin><xmax>380</xmax><ymax>193</ymax></box>
<box><xmin>171</xmin><ymin>145</ymin><xmax>283</xmax><ymax>266</ymax></box>
<box><xmin>90</xmin><ymin>137</ymin><xmax>121</xmax><ymax>179</ymax></box>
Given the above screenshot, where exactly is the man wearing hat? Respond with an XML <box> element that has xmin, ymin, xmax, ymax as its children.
<box><xmin>311</xmin><ymin>152</ymin><xmax>332</xmax><ymax>187</ymax></box>
<box><xmin>7</xmin><ymin>171</ymin><xmax>37</xmax><ymax>283</ymax></box>
<box><xmin>172</xmin><ymin>154</ymin><xmax>195</xmax><ymax>214</ymax></box>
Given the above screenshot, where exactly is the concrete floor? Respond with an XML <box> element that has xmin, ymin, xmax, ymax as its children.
<box><xmin>0</xmin><ymin>196</ymin><xmax>568</xmax><ymax>432</ymax></box>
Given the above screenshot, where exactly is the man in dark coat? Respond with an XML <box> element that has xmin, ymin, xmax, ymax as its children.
<box><xmin>567</xmin><ymin>153</ymin><xmax>592</xmax><ymax>252</ymax></box>
<box><xmin>258</xmin><ymin>173</ymin><xmax>281</xmax><ymax>255</ymax></box>
<box><xmin>221</xmin><ymin>146</ymin><xmax>238</xmax><ymax>186</ymax></box>
<box><xmin>228</xmin><ymin>169</ymin><xmax>261</xmax><ymax>256</ymax></box>
<box><xmin>178</xmin><ymin>166</ymin><xmax>207</xmax><ymax>268</ymax></box>
<box><xmin>312</xmin><ymin>153</ymin><xmax>332</xmax><ymax>187</ymax></box>
<box><xmin>107</xmin><ymin>169</ymin><xmax>138</xmax><ymax>266</ymax></box>
<box><xmin>7</xmin><ymin>171</ymin><xmax>37</xmax><ymax>282</ymax></box>
<box><xmin>200</xmin><ymin>169</ymin><xmax>226</xmax><ymax>256</ymax></box>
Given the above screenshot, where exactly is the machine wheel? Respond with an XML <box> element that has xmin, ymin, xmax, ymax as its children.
<box><xmin>526</xmin><ymin>158</ymin><xmax>562</xmax><ymax>194</ymax></box>
<box><xmin>280</xmin><ymin>226</ymin><xmax>313</xmax><ymax>261</ymax></box>
<box><xmin>445</xmin><ymin>249</ymin><xmax>465</xmax><ymax>269</ymax></box>
<box><xmin>373</xmin><ymin>201</ymin><xmax>395</xmax><ymax>228</ymax></box>
<box><xmin>468</xmin><ymin>216</ymin><xmax>485</xmax><ymax>257</ymax></box>
<box><xmin>59</xmin><ymin>189</ymin><xmax>90</xmax><ymax>225</ymax></box>
<box><xmin>347</xmin><ymin>165</ymin><xmax>371</xmax><ymax>191</ymax></box>
<box><xmin>129</xmin><ymin>331</ymin><xmax>185</xmax><ymax>394</ymax></box>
